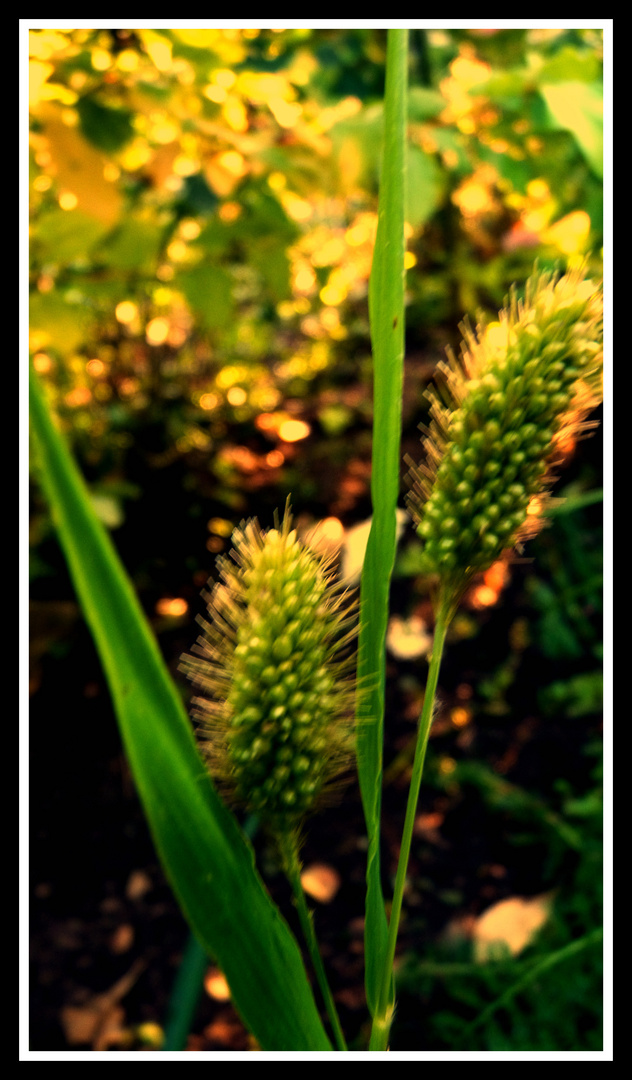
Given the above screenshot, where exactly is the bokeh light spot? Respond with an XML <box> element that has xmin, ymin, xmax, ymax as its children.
<box><xmin>278</xmin><ymin>419</ymin><xmax>311</xmax><ymax>442</ymax></box>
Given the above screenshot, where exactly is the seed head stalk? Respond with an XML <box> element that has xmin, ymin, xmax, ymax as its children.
<box><xmin>369</xmin><ymin>596</ymin><xmax>450</xmax><ymax>1051</ymax></box>
<box><xmin>370</xmin><ymin>263</ymin><xmax>603</xmax><ymax>1051</ymax></box>
<box><xmin>180</xmin><ymin>499</ymin><xmax>356</xmax><ymax>1051</ymax></box>
<box><xmin>278</xmin><ymin>830</ymin><xmax>348</xmax><ymax>1051</ymax></box>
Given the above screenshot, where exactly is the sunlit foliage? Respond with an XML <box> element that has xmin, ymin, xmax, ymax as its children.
<box><xmin>29</xmin><ymin>28</ymin><xmax>602</xmax><ymax>511</ymax></box>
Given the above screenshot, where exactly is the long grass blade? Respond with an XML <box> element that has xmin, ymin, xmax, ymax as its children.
<box><xmin>356</xmin><ymin>27</ymin><xmax>408</xmax><ymax>1019</ymax></box>
<box><xmin>29</xmin><ymin>363</ymin><xmax>331</xmax><ymax>1051</ymax></box>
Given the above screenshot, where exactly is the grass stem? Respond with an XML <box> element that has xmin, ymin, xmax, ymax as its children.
<box><xmin>280</xmin><ymin>832</ymin><xmax>348</xmax><ymax>1052</ymax></box>
<box><xmin>369</xmin><ymin>598</ymin><xmax>451</xmax><ymax>1050</ymax></box>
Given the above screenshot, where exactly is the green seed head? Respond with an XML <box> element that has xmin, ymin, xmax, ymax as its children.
<box><xmin>405</xmin><ymin>263</ymin><xmax>603</xmax><ymax>607</ymax></box>
<box><xmin>180</xmin><ymin>501</ymin><xmax>356</xmax><ymax>833</ymax></box>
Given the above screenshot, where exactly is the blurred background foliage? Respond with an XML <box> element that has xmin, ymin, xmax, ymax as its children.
<box><xmin>29</xmin><ymin>27</ymin><xmax>604</xmax><ymax>1052</ymax></box>
<box><xmin>29</xmin><ymin>27</ymin><xmax>603</xmax><ymax>532</ymax></box>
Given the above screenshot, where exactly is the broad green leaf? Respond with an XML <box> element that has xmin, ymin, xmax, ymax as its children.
<box><xmin>33</xmin><ymin>208</ymin><xmax>110</xmax><ymax>264</ymax></box>
<box><xmin>538</xmin><ymin>46</ymin><xmax>601</xmax><ymax>85</ymax></box>
<box><xmin>540</xmin><ymin>81</ymin><xmax>603</xmax><ymax>178</ymax></box>
<box><xmin>356</xmin><ymin>27</ymin><xmax>407</xmax><ymax>1019</ymax></box>
<box><xmin>29</xmin><ymin>364</ymin><xmax>331</xmax><ymax>1052</ymax></box>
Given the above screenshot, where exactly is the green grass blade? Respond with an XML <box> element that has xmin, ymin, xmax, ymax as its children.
<box><xmin>163</xmin><ymin>932</ymin><xmax>209</xmax><ymax>1051</ymax></box>
<box><xmin>356</xmin><ymin>27</ymin><xmax>408</xmax><ymax>1019</ymax></box>
<box><xmin>29</xmin><ymin>363</ymin><xmax>331</xmax><ymax>1052</ymax></box>
<box><xmin>459</xmin><ymin>927</ymin><xmax>603</xmax><ymax>1044</ymax></box>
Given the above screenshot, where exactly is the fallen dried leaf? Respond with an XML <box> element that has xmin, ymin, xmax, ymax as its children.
<box><xmin>473</xmin><ymin>892</ymin><xmax>554</xmax><ymax>962</ymax></box>
<box><xmin>59</xmin><ymin>959</ymin><xmax>145</xmax><ymax>1048</ymax></box>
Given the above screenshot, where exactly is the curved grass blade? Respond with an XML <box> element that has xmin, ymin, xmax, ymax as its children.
<box><xmin>459</xmin><ymin>927</ymin><xmax>603</xmax><ymax>1044</ymax></box>
<box><xmin>356</xmin><ymin>27</ymin><xmax>408</xmax><ymax>1019</ymax></box>
<box><xmin>29</xmin><ymin>363</ymin><xmax>331</xmax><ymax>1052</ymax></box>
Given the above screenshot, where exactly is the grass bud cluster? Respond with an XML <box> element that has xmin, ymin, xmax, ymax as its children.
<box><xmin>180</xmin><ymin>504</ymin><xmax>356</xmax><ymax>834</ymax></box>
<box><xmin>405</xmin><ymin>263</ymin><xmax>603</xmax><ymax>606</ymax></box>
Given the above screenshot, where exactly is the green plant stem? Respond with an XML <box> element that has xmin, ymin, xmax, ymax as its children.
<box><xmin>369</xmin><ymin>598</ymin><xmax>451</xmax><ymax>1051</ymax></box>
<box><xmin>279</xmin><ymin>832</ymin><xmax>348</xmax><ymax>1052</ymax></box>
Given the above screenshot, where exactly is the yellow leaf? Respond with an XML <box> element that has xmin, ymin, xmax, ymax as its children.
<box><xmin>39</xmin><ymin>103</ymin><xmax>123</xmax><ymax>226</ymax></box>
<box><xmin>29</xmin><ymin>60</ymin><xmax>54</xmax><ymax>111</ymax></box>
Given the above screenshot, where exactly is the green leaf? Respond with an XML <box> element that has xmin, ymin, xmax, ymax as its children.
<box><xmin>407</xmin><ymin>85</ymin><xmax>445</xmax><ymax>121</ymax></box>
<box><xmin>538</xmin><ymin>46</ymin><xmax>601</xmax><ymax>85</ymax></box>
<box><xmin>28</xmin><ymin>364</ymin><xmax>331</xmax><ymax>1052</ymax></box>
<box><xmin>539</xmin><ymin>81</ymin><xmax>603</xmax><ymax>178</ymax></box>
<box><xmin>99</xmin><ymin>217</ymin><xmax>164</xmax><ymax>272</ymax></box>
<box><xmin>250</xmin><ymin>240</ymin><xmax>292</xmax><ymax>301</ymax></box>
<box><xmin>176</xmin><ymin>265</ymin><xmax>234</xmax><ymax>330</ymax></box>
<box><xmin>77</xmin><ymin>95</ymin><xmax>135</xmax><ymax>153</ymax></box>
<box><xmin>34</xmin><ymin>208</ymin><xmax>110</xmax><ymax>264</ymax></box>
<box><xmin>406</xmin><ymin>144</ymin><xmax>444</xmax><ymax>228</ymax></box>
<box><xmin>176</xmin><ymin>173</ymin><xmax>219</xmax><ymax>217</ymax></box>
<box><xmin>538</xmin><ymin>672</ymin><xmax>603</xmax><ymax>719</ymax></box>
<box><xmin>357</xmin><ymin>27</ymin><xmax>407</xmax><ymax>1019</ymax></box>
<box><xmin>29</xmin><ymin>289</ymin><xmax>94</xmax><ymax>355</ymax></box>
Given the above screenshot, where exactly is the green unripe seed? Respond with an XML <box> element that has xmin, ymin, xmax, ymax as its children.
<box><xmin>484</xmin><ymin>419</ymin><xmax>502</xmax><ymax>443</ymax></box>
<box><xmin>180</xmin><ymin>505</ymin><xmax>356</xmax><ymax>832</ymax></box>
<box><xmin>272</xmin><ymin>636</ymin><xmax>293</xmax><ymax>661</ymax></box>
<box><xmin>405</xmin><ymin>265</ymin><xmax>603</xmax><ymax>595</ymax></box>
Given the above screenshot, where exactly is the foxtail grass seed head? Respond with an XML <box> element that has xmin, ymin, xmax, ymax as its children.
<box><xmin>406</xmin><ymin>263</ymin><xmax>603</xmax><ymax>607</ymax></box>
<box><xmin>180</xmin><ymin>503</ymin><xmax>357</xmax><ymax>833</ymax></box>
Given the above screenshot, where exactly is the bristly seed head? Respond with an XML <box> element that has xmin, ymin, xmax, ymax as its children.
<box><xmin>179</xmin><ymin>501</ymin><xmax>357</xmax><ymax>833</ymax></box>
<box><xmin>405</xmin><ymin>262</ymin><xmax>603</xmax><ymax>609</ymax></box>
